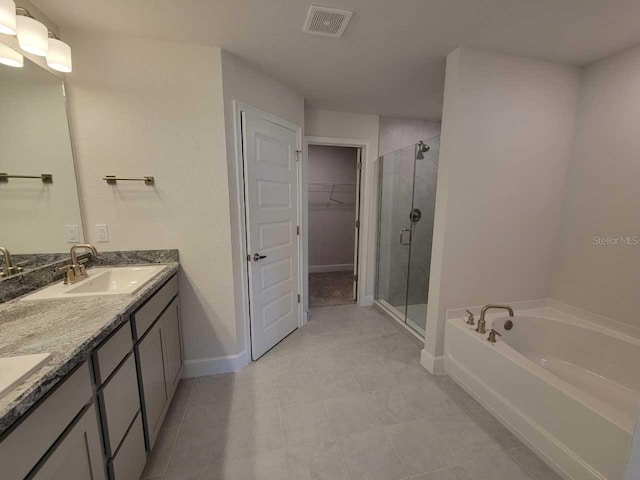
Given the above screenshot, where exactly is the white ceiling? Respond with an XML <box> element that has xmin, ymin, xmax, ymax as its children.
<box><xmin>32</xmin><ymin>0</ymin><xmax>640</xmax><ymax>119</ymax></box>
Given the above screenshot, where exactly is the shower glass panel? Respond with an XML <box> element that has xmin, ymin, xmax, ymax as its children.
<box><xmin>376</xmin><ymin>143</ymin><xmax>415</xmax><ymax>322</ymax></box>
<box><xmin>375</xmin><ymin>136</ymin><xmax>440</xmax><ymax>336</ymax></box>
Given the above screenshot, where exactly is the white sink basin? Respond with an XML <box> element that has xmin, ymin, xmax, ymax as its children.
<box><xmin>23</xmin><ymin>265</ymin><xmax>166</xmax><ymax>300</ymax></box>
<box><xmin>0</xmin><ymin>353</ymin><xmax>51</xmax><ymax>400</ymax></box>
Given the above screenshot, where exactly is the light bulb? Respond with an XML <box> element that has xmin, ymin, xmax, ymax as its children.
<box><xmin>16</xmin><ymin>15</ymin><xmax>48</xmax><ymax>56</ymax></box>
<box><xmin>0</xmin><ymin>42</ymin><xmax>22</xmax><ymax>67</ymax></box>
<box><xmin>47</xmin><ymin>38</ymin><xmax>72</xmax><ymax>72</ymax></box>
<box><xmin>0</xmin><ymin>0</ymin><xmax>16</xmax><ymax>35</ymax></box>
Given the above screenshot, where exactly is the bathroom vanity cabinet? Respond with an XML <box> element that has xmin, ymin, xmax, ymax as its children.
<box><xmin>0</xmin><ymin>362</ymin><xmax>106</xmax><ymax>480</ymax></box>
<box><xmin>0</xmin><ymin>272</ymin><xmax>182</xmax><ymax>480</ymax></box>
<box><xmin>133</xmin><ymin>275</ymin><xmax>182</xmax><ymax>450</ymax></box>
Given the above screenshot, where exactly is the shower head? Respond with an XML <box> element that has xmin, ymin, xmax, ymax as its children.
<box><xmin>416</xmin><ymin>141</ymin><xmax>430</xmax><ymax>160</ymax></box>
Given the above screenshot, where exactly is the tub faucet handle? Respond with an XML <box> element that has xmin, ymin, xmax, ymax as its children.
<box><xmin>487</xmin><ymin>329</ymin><xmax>502</xmax><ymax>343</ymax></box>
<box><xmin>465</xmin><ymin>309</ymin><xmax>475</xmax><ymax>326</ymax></box>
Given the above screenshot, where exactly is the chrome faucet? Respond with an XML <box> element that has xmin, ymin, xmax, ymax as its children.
<box><xmin>0</xmin><ymin>247</ymin><xmax>23</xmax><ymax>277</ymax></box>
<box><xmin>61</xmin><ymin>244</ymin><xmax>98</xmax><ymax>285</ymax></box>
<box><xmin>476</xmin><ymin>304</ymin><xmax>514</xmax><ymax>334</ymax></box>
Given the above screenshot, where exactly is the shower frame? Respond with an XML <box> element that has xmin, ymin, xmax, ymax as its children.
<box><xmin>374</xmin><ymin>137</ymin><xmax>440</xmax><ymax>338</ymax></box>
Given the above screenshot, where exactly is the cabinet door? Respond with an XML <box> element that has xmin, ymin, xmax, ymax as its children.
<box><xmin>31</xmin><ymin>403</ymin><xmax>106</xmax><ymax>480</ymax></box>
<box><xmin>137</xmin><ymin>319</ymin><xmax>167</xmax><ymax>449</ymax></box>
<box><xmin>162</xmin><ymin>297</ymin><xmax>183</xmax><ymax>397</ymax></box>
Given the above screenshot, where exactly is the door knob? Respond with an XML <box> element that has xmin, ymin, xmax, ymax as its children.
<box><xmin>252</xmin><ymin>253</ymin><xmax>267</xmax><ymax>261</ymax></box>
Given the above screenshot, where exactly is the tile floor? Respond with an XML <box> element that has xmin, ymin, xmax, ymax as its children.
<box><xmin>141</xmin><ymin>305</ymin><xmax>562</xmax><ymax>480</ymax></box>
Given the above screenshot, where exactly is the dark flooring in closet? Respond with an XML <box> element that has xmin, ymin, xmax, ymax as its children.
<box><xmin>308</xmin><ymin>271</ymin><xmax>356</xmax><ymax>307</ymax></box>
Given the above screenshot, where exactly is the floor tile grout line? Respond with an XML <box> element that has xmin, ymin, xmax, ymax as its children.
<box><xmin>318</xmin><ymin>396</ymin><xmax>355</xmax><ymax>480</ymax></box>
<box><xmin>160</xmin><ymin>378</ymin><xmax>196</xmax><ymax>480</ymax></box>
<box><xmin>386</xmin><ymin>427</ymin><xmax>412</xmax><ymax>479</ymax></box>
<box><xmin>274</xmin><ymin>376</ymin><xmax>291</xmax><ymax>480</ymax></box>
<box><xmin>406</xmin><ymin>463</ymin><xmax>467</xmax><ymax>479</ymax></box>
<box><xmin>457</xmin><ymin>450</ymin><xmax>538</xmax><ymax>480</ymax></box>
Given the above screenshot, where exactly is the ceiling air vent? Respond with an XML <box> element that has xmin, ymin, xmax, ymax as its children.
<box><xmin>303</xmin><ymin>5</ymin><xmax>353</xmax><ymax>38</ymax></box>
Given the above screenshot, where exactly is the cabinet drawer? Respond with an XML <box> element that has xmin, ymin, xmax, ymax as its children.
<box><xmin>108</xmin><ymin>413</ymin><xmax>146</xmax><ymax>480</ymax></box>
<box><xmin>0</xmin><ymin>362</ymin><xmax>92</xmax><ymax>480</ymax></box>
<box><xmin>94</xmin><ymin>320</ymin><xmax>133</xmax><ymax>385</ymax></box>
<box><xmin>99</xmin><ymin>354</ymin><xmax>140</xmax><ymax>456</ymax></box>
<box><xmin>132</xmin><ymin>275</ymin><xmax>178</xmax><ymax>339</ymax></box>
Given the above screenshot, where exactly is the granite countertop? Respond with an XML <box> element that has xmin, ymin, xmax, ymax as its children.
<box><xmin>0</xmin><ymin>261</ymin><xmax>179</xmax><ymax>436</ymax></box>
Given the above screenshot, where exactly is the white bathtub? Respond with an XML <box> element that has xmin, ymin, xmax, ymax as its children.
<box><xmin>444</xmin><ymin>306</ymin><xmax>640</xmax><ymax>480</ymax></box>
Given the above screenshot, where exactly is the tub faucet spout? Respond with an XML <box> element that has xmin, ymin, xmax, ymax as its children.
<box><xmin>476</xmin><ymin>304</ymin><xmax>514</xmax><ymax>334</ymax></box>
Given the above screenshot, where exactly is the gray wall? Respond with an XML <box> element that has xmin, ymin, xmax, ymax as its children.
<box><xmin>308</xmin><ymin>145</ymin><xmax>358</xmax><ymax>271</ymax></box>
<box><xmin>424</xmin><ymin>47</ymin><xmax>580</xmax><ymax>361</ymax></box>
<box><xmin>550</xmin><ymin>43</ymin><xmax>640</xmax><ymax>333</ymax></box>
<box><xmin>378</xmin><ymin>117</ymin><xmax>441</xmax><ymax>157</ymax></box>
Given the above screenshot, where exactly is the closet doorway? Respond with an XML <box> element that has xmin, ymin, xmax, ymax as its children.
<box><xmin>307</xmin><ymin>144</ymin><xmax>362</xmax><ymax>307</ymax></box>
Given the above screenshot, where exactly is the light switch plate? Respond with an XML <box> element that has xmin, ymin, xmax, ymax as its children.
<box><xmin>96</xmin><ymin>224</ymin><xmax>109</xmax><ymax>242</ymax></box>
<box><xmin>65</xmin><ymin>225</ymin><xmax>80</xmax><ymax>243</ymax></box>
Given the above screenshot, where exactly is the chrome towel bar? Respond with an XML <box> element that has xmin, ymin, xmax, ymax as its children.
<box><xmin>103</xmin><ymin>175</ymin><xmax>155</xmax><ymax>185</ymax></box>
<box><xmin>0</xmin><ymin>173</ymin><xmax>52</xmax><ymax>183</ymax></box>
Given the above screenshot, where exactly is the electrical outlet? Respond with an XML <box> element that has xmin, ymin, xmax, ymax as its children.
<box><xmin>96</xmin><ymin>224</ymin><xmax>109</xmax><ymax>242</ymax></box>
<box><xmin>65</xmin><ymin>225</ymin><xmax>80</xmax><ymax>243</ymax></box>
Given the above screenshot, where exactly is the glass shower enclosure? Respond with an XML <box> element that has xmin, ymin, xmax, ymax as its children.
<box><xmin>375</xmin><ymin>136</ymin><xmax>440</xmax><ymax>336</ymax></box>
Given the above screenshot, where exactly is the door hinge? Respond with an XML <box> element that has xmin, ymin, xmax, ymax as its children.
<box><xmin>355</xmin><ymin>220</ymin><xmax>360</xmax><ymax>228</ymax></box>
<box><xmin>297</xmin><ymin>294</ymin><xmax>301</xmax><ymax>303</ymax></box>
<box><xmin>296</xmin><ymin>150</ymin><xmax>302</xmax><ymax>162</ymax></box>
<box><xmin>357</xmin><ymin>161</ymin><xmax>362</xmax><ymax>171</ymax></box>
<box><xmin>353</xmin><ymin>274</ymin><xmax>358</xmax><ymax>282</ymax></box>
<box><xmin>296</xmin><ymin>225</ymin><xmax>300</xmax><ymax>235</ymax></box>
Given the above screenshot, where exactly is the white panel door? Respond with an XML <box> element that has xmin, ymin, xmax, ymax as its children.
<box><xmin>242</xmin><ymin>109</ymin><xmax>299</xmax><ymax>360</ymax></box>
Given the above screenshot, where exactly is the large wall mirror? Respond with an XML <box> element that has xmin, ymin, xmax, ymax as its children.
<box><xmin>0</xmin><ymin>40</ymin><xmax>84</xmax><ymax>276</ymax></box>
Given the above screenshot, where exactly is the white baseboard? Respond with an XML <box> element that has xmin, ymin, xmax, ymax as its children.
<box><xmin>182</xmin><ymin>351</ymin><xmax>250</xmax><ymax>378</ymax></box>
<box><xmin>309</xmin><ymin>263</ymin><xmax>354</xmax><ymax>273</ymax></box>
<box><xmin>361</xmin><ymin>295</ymin><xmax>374</xmax><ymax>306</ymax></box>
<box><xmin>420</xmin><ymin>348</ymin><xmax>444</xmax><ymax>375</ymax></box>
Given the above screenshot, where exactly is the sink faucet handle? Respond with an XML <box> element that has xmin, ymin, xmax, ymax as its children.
<box><xmin>58</xmin><ymin>264</ymin><xmax>76</xmax><ymax>284</ymax></box>
<box><xmin>465</xmin><ymin>309</ymin><xmax>475</xmax><ymax>325</ymax></box>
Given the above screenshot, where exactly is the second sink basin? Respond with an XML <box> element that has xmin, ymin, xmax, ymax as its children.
<box><xmin>0</xmin><ymin>353</ymin><xmax>51</xmax><ymax>400</ymax></box>
<box><xmin>23</xmin><ymin>265</ymin><xmax>166</xmax><ymax>300</ymax></box>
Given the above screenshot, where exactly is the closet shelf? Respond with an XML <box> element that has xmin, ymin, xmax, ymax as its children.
<box><xmin>308</xmin><ymin>182</ymin><xmax>356</xmax><ymax>193</ymax></box>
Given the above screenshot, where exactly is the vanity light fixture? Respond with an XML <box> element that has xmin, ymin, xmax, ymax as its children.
<box><xmin>16</xmin><ymin>10</ymin><xmax>48</xmax><ymax>56</ymax></box>
<box><xmin>47</xmin><ymin>34</ymin><xmax>71</xmax><ymax>72</ymax></box>
<box><xmin>0</xmin><ymin>0</ymin><xmax>16</xmax><ymax>35</ymax></box>
<box><xmin>1</xmin><ymin>6</ymin><xmax>72</xmax><ymax>72</ymax></box>
<box><xmin>0</xmin><ymin>41</ymin><xmax>22</xmax><ymax>67</ymax></box>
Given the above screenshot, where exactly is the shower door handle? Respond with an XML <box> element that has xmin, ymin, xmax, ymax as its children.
<box><xmin>400</xmin><ymin>229</ymin><xmax>412</xmax><ymax>246</ymax></box>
